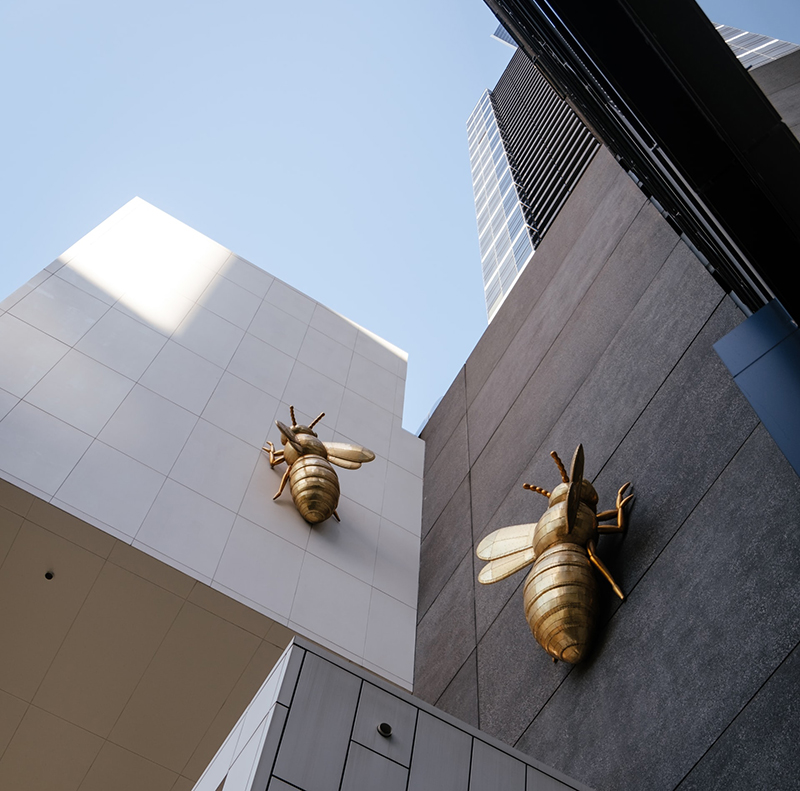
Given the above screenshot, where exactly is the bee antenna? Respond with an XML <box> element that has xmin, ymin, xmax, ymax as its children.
<box><xmin>551</xmin><ymin>451</ymin><xmax>569</xmax><ymax>483</ymax></box>
<box><xmin>309</xmin><ymin>411</ymin><xmax>325</xmax><ymax>429</ymax></box>
<box><xmin>523</xmin><ymin>484</ymin><xmax>551</xmax><ymax>498</ymax></box>
<box><xmin>289</xmin><ymin>405</ymin><xmax>297</xmax><ymax>426</ymax></box>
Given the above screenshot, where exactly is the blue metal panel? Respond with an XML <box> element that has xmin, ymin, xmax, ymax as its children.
<box><xmin>715</xmin><ymin>300</ymin><xmax>800</xmax><ymax>476</ymax></box>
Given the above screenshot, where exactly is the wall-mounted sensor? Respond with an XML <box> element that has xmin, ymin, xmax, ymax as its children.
<box><xmin>377</xmin><ymin>722</ymin><xmax>392</xmax><ymax>738</ymax></box>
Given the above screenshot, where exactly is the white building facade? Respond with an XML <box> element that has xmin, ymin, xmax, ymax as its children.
<box><xmin>0</xmin><ymin>199</ymin><xmax>424</xmax><ymax>789</ymax></box>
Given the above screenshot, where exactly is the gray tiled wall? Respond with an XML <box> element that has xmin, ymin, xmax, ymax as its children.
<box><xmin>415</xmin><ymin>146</ymin><xmax>800</xmax><ymax>791</ymax></box>
<box><xmin>193</xmin><ymin>638</ymin><xmax>589</xmax><ymax>791</ymax></box>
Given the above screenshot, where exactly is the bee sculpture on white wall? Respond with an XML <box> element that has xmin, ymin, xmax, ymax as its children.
<box><xmin>263</xmin><ymin>406</ymin><xmax>375</xmax><ymax>524</ymax></box>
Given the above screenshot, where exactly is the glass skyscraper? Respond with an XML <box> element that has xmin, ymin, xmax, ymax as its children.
<box><xmin>469</xmin><ymin>23</ymin><xmax>798</xmax><ymax>322</ymax></box>
<box><xmin>468</xmin><ymin>30</ymin><xmax>599</xmax><ymax>321</ymax></box>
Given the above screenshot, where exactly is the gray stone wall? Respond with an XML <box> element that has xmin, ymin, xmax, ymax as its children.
<box><xmin>752</xmin><ymin>48</ymin><xmax>800</xmax><ymax>141</ymax></box>
<box><xmin>416</xmin><ymin>147</ymin><xmax>800</xmax><ymax>791</ymax></box>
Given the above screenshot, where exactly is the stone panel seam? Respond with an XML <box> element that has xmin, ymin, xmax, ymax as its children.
<box><xmin>464</xmin><ymin>178</ymin><xmax>649</xmax><ymax>418</ymax></box>
<box><xmin>592</xmin><ymin>290</ymin><xmax>729</xmax><ymax>486</ymax></box>
<box><xmin>466</xmin><ymin>407</ymin><xmax>480</xmax><ymax>732</ymax></box>
<box><xmin>417</xmin><ymin>544</ymin><xmax>472</xmax><ymax>626</ymax></box>
<box><xmin>416</xmin><ymin>470</ymin><xmax>472</xmax><ymax>625</ymax></box>
<box><xmin>467</xmin><ymin>209</ymin><xmax>683</xmax><ymax>635</ymax></box>
<box><xmin>433</xmin><ymin>648</ymin><xmax>477</xmax><ymax>713</ymax></box>
<box><xmin>468</xmin><ymin>199</ymin><xmax>676</xmax><ymax>493</ymax></box>
<box><xmin>671</xmin><ymin>637</ymin><xmax>800</xmax><ymax>791</ymax></box>
<box><xmin>598</xmin><ymin>421</ymin><xmax>758</xmax><ymax>626</ymax></box>
<box><xmin>480</xmin><ymin>293</ymin><xmax>736</xmax><ymax>740</ymax></box>
<box><xmin>515</xmin><ymin>421</ymin><xmax>759</xmax><ymax>746</ymax></box>
<box><xmin>422</xmin><ymin>365</ymin><xmax>467</xmax><ymax>474</ymax></box>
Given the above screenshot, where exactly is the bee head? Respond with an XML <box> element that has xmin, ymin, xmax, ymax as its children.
<box><xmin>284</xmin><ymin>406</ymin><xmax>325</xmax><ymax>439</ymax></box>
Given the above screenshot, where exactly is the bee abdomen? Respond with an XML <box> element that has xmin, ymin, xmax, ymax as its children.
<box><xmin>523</xmin><ymin>544</ymin><xmax>598</xmax><ymax>664</ymax></box>
<box><xmin>289</xmin><ymin>456</ymin><xmax>340</xmax><ymax>524</ymax></box>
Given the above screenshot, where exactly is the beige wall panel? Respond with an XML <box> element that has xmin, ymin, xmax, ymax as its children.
<box><xmin>182</xmin><ymin>639</ymin><xmax>284</xmax><ymax>780</ymax></box>
<box><xmin>0</xmin><ymin>522</ymin><xmax>103</xmax><ymax>700</ymax></box>
<box><xmin>108</xmin><ymin>602</ymin><xmax>260</xmax><ymax>771</ymax></box>
<box><xmin>0</xmin><ymin>705</ymin><xmax>102</xmax><ymax>791</ymax></box>
<box><xmin>0</xmin><ymin>688</ymin><xmax>27</xmax><ymax>758</ymax></box>
<box><xmin>33</xmin><ymin>562</ymin><xmax>184</xmax><ymax>736</ymax></box>
<box><xmin>0</xmin><ymin>505</ymin><xmax>23</xmax><ymax>567</ymax></box>
<box><xmin>77</xmin><ymin>741</ymin><xmax>177</xmax><ymax>791</ymax></box>
<box><xmin>0</xmin><ymin>478</ymin><xmax>34</xmax><ymax>518</ymax></box>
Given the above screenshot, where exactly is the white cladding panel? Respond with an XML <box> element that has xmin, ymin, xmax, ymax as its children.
<box><xmin>0</xmin><ymin>198</ymin><xmax>423</xmax><ymax>688</ymax></box>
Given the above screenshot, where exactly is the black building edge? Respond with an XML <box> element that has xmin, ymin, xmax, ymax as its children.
<box><xmin>485</xmin><ymin>0</ymin><xmax>800</xmax><ymax>322</ymax></box>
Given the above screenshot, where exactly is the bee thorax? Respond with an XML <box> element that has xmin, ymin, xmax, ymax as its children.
<box><xmin>297</xmin><ymin>435</ymin><xmax>328</xmax><ymax>458</ymax></box>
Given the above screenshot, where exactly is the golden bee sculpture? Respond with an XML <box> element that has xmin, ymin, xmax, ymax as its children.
<box><xmin>263</xmin><ymin>406</ymin><xmax>376</xmax><ymax>524</ymax></box>
<box><xmin>476</xmin><ymin>445</ymin><xmax>633</xmax><ymax>664</ymax></box>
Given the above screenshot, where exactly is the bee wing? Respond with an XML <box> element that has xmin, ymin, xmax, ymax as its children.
<box><xmin>476</xmin><ymin>522</ymin><xmax>537</xmax><ymax>560</ymax></box>
<box><xmin>323</xmin><ymin>442</ymin><xmax>376</xmax><ymax>469</ymax></box>
<box><xmin>566</xmin><ymin>444</ymin><xmax>585</xmax><ymax>532</ymax></box>
<box><xmin>478</xmin><ymin>547</ymin><xmax>537</xmax><ymax>584</ymax></box>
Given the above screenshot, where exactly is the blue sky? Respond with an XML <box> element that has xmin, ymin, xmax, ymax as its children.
<box><xmin>1</xmin><ymin>1</ymin><xmax>798</xmax><ymax>433</ymax></box>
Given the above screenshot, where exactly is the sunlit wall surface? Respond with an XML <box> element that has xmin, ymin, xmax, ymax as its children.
<box><xmin>0</xmin><ymin>199</ymin><xmax>423</xmax><ymax>689</ymax></box>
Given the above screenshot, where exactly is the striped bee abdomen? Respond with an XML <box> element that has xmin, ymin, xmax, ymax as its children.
<box><xmin>289</xmin><ymin>456</ymin><xmax>340</xmax><ymax>524</ymax></box>
<box><xmin>523</xmin><ymin>544</ymin><xmax>598</xmax><ymax>664</ymax></box>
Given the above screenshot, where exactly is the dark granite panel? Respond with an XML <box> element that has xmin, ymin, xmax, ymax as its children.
<box><xmin>421</xmin><ymin>415</ymin><xmax>469</xmax><ymax>539</ymax></box>
<box><xmin>751</xmin><ymin>49</ymin><xmax>800</xmax><ymax>97</ymax></box>
<box><xmin>418</xmin><ymin>476</ymin><xmax>473</xmax><ymax>621</ymax></box>
<box><xmin>516</xmin><ymin>424</ymin><xmax>800</xmax><ymax>791</ymax></box>
<box><xmin>677</xmin><ymin>642</ymin><xmax>800</xmax><ymax>791</ymax></box>
<box><xmin>421</xmin><ymin>367</ymin><xmax>467</xmax><ymax>476</ymax></box>
<box><xmin>414</xmin><ymin>550</ymin><xmax>476</xmax><ymax>705</ymax></box>
<box><xmin>593</xmin><ymin>296</ymin><xmax>755</xmax><ymax>602</ymax></box>
<box><xmin>469</xmin><ymin>226</ymin><xmax>702</xmax><ymax>544</ymax></box>
<box><xmin>464</xmin><ymin>150</ymin><xmax>632</xmax><ymax>410</ymax></box>
<box><xmin>766</xmin><ymin>82</ymin><xmax>800</xmax><ymax>131</ymax></box>
<box><xmin>467</xmin><ymin>166</ymin><xmax>647</xmax><ymax>467</ymax></box>
<box><xmin>471</xmin><ymin>233</ymin><xmax>709</xmax><ymax>641</ymax></box>
<box><xmin>477</xmin><ymin>587</ymin><xmax>571</xmax><ymax>747</ymax></box>
<box><xmin>434</xmin><ymin>649</ymin><xmax>479</xmax><ymax>729</ymax></box>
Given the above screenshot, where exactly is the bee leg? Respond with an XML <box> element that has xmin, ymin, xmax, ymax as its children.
<box><xmin>587</xmin><ymin>540</ymin><xmax>625</xmax><ymax>600</ymax></box>
<box><xmin>597</xmin><ymin>483</ymin><xmax>634</xmax><ymax>530</ymax></box>
<box><xmin>273</xmin><ymin>468</ymin><xmax>290</xmax><ymax>500</ymax></box>
<box><xmin>262</xmin><ymin>442</ymin><xmax>285</xmax><ymax>468</ymax></box>
<box><xmin>332</xmin><ymin>509</ymin><xmax>340</xmax><ymax>522</ymax></box>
